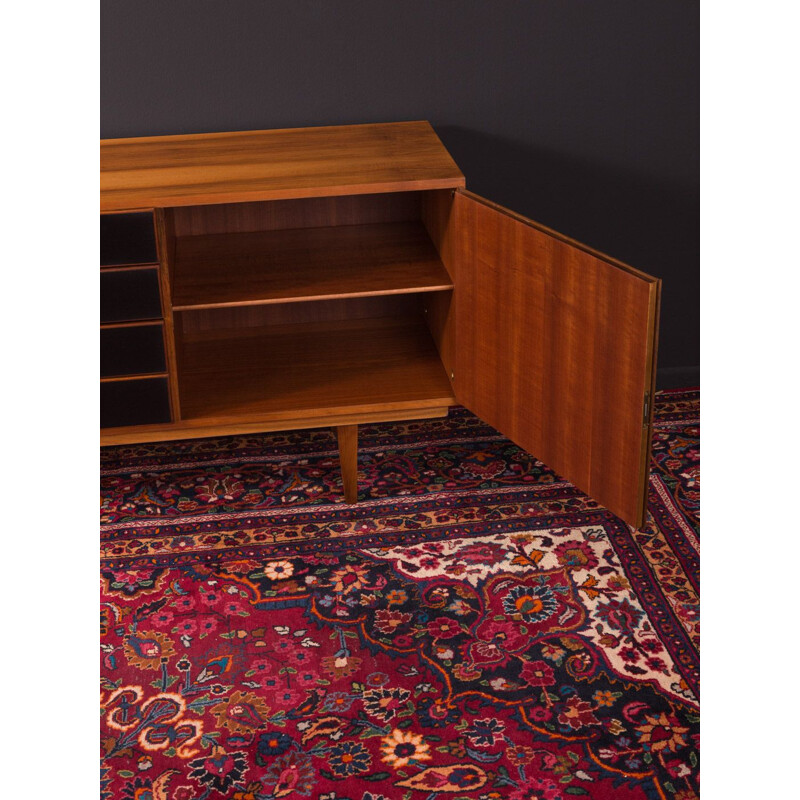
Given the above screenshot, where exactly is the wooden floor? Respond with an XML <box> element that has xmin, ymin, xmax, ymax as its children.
<box><xmin>177</xmin><ymin>315</ymin><xmax>456</xmax><ymax>422</ymax></box>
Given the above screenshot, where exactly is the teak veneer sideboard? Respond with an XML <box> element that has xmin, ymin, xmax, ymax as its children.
<box><xmin>100</xmin><ymin>121</ymin><xmax>660</xmax><ymax>529</ymax></box>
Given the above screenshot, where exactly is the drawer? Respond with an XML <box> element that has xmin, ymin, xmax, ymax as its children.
<box><xmin>101</xmin><ymin>377</ymin><xmax>171</xmax><ymax>428</ymax></box>
<box><xmin>101</xmin><ymin>267</ymin><xmax>162</xmax><ymax>323</ymax></box>
<box><xmin>101</xmin><ymin>323</ymin><xmax>166</xmax><ymax>378</ymax></box>
<box><xmin>101</xmin><ymin>212</ymin><xmax>158</xmax><ymax>266</ymax></box>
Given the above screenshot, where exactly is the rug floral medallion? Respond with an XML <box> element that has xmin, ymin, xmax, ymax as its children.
<box><xmin>101</xmin><ymin>389</ymin><xmax>700</xmax><ymax>800</ymax></box>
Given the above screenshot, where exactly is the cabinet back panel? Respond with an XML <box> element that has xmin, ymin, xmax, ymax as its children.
<box><xmin>100</xmin><ymin>212</ymin><xmax>158</xmax><ymax>266</ymax></box>
<box><xmin>170</xmin><ymin>192</ymin><xmax>421</xmax><ymax>237</ymax></box>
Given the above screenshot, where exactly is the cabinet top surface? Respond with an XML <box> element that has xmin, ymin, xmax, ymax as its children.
<box><xmin>100</xmin><ymin>121</ymin><xmax>465</xmax><ymax>212</ymax></box>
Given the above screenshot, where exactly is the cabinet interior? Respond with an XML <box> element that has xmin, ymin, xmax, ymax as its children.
<box><xmin>157</xmin><ymin>190</ymin><xmax>457</xmax><ymax>426</ymax></box>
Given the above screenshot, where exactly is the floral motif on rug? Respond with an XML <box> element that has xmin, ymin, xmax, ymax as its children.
<box><xmin>101</xmin><ymin>389</ymin><xmax>699</xmax><ymax>799</ymax></box>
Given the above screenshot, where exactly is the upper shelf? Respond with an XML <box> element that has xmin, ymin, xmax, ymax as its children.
<box><xmin>171</xmin><ymin>221</ymin><xmax>453</xmax><ymax>310</ymax></box>
<box><xmin>177</xmin><ymin>315</ymin><xmax>456</xmax><ymax>424</ymax></box>
<box><xmin>100</xmin><ymin>121</ymin><xmax>465</xmax><ymax>212</ymax></box>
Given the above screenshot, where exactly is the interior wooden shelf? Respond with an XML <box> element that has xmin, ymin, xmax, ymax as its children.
<box><xmin>171</xmin><ymin>221</ymin><xmax>453</xmax><ymax>310</ymax></box>
<box><xmin>178</xmin><ymin>315</ymin><xmax>456</xmax><ymax>422</ymax></box>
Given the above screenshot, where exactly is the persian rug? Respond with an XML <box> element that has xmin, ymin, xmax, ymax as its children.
<box><xmin>100</xmin><ymin>388</ymin><xmax>699</xmax><ymax>800</ymax></box>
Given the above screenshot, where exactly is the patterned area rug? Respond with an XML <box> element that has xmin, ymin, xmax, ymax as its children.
<box><xmin>100</xmin><ymin>388</ymin><xmax>699</xmax><ymax>800</ymax></box>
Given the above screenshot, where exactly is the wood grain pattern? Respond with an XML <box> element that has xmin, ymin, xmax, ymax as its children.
<box><xmin>100</xmin><ymin>319</ymin><xmax>164</xmax><ymax>330</ymax></box>
<box><xmin>100</xmin><ymin>405</ymin><xmax>450</xmax><ymax>447</ymax></box>
<box><xmin>177</xmin><ymin>315</ymin><xmax>455</xmax><ymax>423</ymax></box>
<box><xmin>99</xmin><ymin>263</ymin><xmax>160</xmax><ymax>274</ymax></box>
<box><xmin>639</xmin><ymin>283</ymin><xmax>661</xmax><ymax>513</ymax></box>
<box><xmin>100</xmin><ymin>372</ymin><xmax>169</xmax><ymax>383</ymax></box>
<box><xmin>101</xmin><ymin>122</ymin><xmax>465</xmax><ymax>212</ymax></box>
<box><xmin>337</xmin><ymin>425</ymin><xmax>359</xmax><ymax>503</ymax></box>
<box><xmin>176</xmin><ymin>295</ymin><xmax>423</xmax><ymax>333</ymax></box>
<box><xmin>171</xmin><ymin>222</ymin><xmax>453</xmax><ymax>310</ymax></box>
<box><xmin>421</xmin><ymin>190</ymin><xmax>457</xmax><ymax>381</ymax></box>
<box><xmin>154</xmin><ymin>209</ymin><xmax>183</xmax><ymax>421</ymax></box>
<box><xmin>170</xmin><ymin>192</ymin><xmax>421</xmax><ymax>237</ymax></box>
<box><xmin>452</xmin><ymin>190</ymin><xmax>660</xmax><ymax>529</ymax></box>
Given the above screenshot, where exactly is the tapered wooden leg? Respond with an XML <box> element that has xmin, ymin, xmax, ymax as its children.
<box><xmin>336</xmin><ymin>424</ymin><xmax>359</xmax><ymax>503</ymax></box>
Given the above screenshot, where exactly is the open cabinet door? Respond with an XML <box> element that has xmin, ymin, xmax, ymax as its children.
<box><xmin>452</xmin><ymin>189</ymin><xmax>660</xmax><ymax>528</ymax></box>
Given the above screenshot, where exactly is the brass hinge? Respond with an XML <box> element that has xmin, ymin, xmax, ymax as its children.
<box><xmin>643</xmin><ymin>391</ymin><xmax>651</xmax><ymax>425</ymax></box>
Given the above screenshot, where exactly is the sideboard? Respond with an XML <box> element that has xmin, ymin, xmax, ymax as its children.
<box><xmin>100</xmin><ymin>121</ymin><xmax>660</xmax><ymax>528</ymax></box>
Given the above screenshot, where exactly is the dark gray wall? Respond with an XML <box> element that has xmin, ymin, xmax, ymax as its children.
<box><xmin>102</xmin><ymin>0</ymin><xmax>698</xmax><ymax>382</ymax></box>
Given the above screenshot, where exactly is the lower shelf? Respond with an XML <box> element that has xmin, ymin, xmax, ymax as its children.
<box><xmin>178</xmin><ymin>315</ymin><xmax>456</xmax><ymax>422</ymax></box>
<box><xmin>100</xmin><ymin>314</ymin><xmax>455</xmax><ymax>445</ymax></box>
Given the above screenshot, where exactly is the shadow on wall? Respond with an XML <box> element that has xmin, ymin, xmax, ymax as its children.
<box><xmin>435</xmin><ymin>127</ymin><xmax>699</xmax><ymax>387</ymax></box>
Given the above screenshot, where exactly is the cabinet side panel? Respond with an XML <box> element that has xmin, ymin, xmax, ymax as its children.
<box><xmin>453</xmin><ymin>191</ymin><xmax>657</xmax><ymax>528</ymax></box>
<box><xmin>154</xmin><ymin>208</ymin><xmax>182</xmax><ymax>420</ymax></box>
<box><xmin>635</xmin><ymin>280</ymin><xmax>661</xmax><ymax>523</ymax></box>
<box><xmin>421</xmin><ymin>190</ymin><xmax>457</xmax><ymax>381</ymax></box>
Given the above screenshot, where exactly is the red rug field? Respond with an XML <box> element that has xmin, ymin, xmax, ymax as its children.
<box><xmin>100</xmin><ymin>388</ymin><xmax>699</xmax><ymax>800</ymax></box>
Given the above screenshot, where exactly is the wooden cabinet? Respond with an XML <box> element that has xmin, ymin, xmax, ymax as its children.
<box><xmin>100</xmin><ymin>121</ymin><xmax>660</xmax><ymax>528</ymax></box>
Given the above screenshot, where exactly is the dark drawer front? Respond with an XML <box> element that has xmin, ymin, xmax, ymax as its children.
<box><xmin>101</xmin><ymin>267</ymin><xmax>162</xmax><ymax>323</ymax></box>
<box><xmin>101</xmin><ymin>324</ymin><xmax>166</xmax><ymax>378</ymax></box>
<box><xmin>101</xmin><ymin>212</ymin><xmax>158</xmax><ymax>266</ymax></box>
<box><xmin>101</xmin><ymin>378</ymin><xmax>171</xmax><ymax>428</ymax></box>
